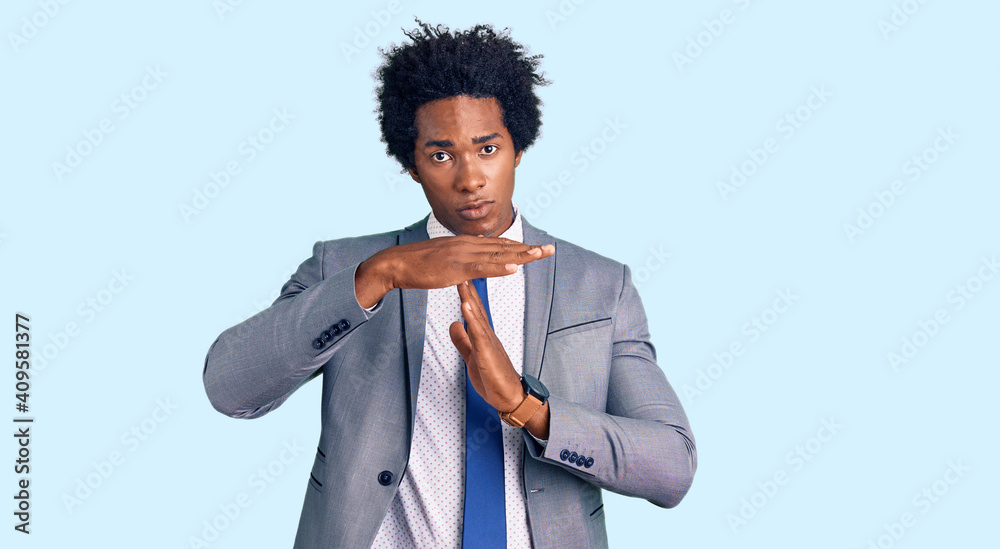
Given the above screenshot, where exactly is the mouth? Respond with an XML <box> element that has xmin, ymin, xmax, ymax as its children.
<box><xmin>457</xmin><ymin>200</ymin><xmax>494</xmax><ymax>221</ymax></box>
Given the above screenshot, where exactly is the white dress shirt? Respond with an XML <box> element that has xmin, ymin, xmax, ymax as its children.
<box><xmin>371</xmin><ymin>206</ymin><xmax>532</xmax><ymax>548</ymax></box>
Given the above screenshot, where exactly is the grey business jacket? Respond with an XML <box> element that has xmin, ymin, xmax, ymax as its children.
<box><xmin>203</xmin><ymin>217</ymin><xmax>696</xmax><ymax>548</ymax></box>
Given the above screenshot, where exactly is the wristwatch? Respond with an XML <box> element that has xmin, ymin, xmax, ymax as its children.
<box><xmin>499</xmin><ymin>375</ymin><xmax>549</xmax><ymax>428</ymax></box>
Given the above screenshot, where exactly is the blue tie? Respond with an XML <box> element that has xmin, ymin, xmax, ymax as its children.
<box><xmin>462</xmin><ymin>278</ymin><xmax>506</xmax><ymax>548</ymax></box>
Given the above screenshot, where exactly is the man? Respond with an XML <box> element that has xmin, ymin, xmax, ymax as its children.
<box><xmin>203</xmin><ymin>21</ymin><xmax>695</xmax><ymax>548</ymax></box>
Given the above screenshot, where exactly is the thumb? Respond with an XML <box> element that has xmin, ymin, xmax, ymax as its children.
<box><xmin>449</xmin><ymin>321</ymin><xmax>472</xmax><ymax>360</ymax></box>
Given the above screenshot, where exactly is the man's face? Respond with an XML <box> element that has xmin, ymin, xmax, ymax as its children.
<box><xmin>408</xmin><ymin>95</ymin><xmax>522</xmax><ymax>237</ymax></box>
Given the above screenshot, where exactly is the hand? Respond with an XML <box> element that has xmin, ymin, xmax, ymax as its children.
<box><xmin>448</xmin><ymin>279</ymin><xmax>523</xmax><ymax>412</ymax></box>
<box><xmin>449</xmin><ymin>280</ymin><xmax>551</xmax><ymax>439</ymax></box>
<box><xmin>355</xmin><ymin>236</ymin><xmax>554</xmax><ymax>308</ymax></box>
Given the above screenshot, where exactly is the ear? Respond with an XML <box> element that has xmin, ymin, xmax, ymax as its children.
<box><xmin>407</xmin><ymin>167</ymin><xmax>421</xmax><ymax>183</ymax></box>
<box><xmin>514</xmin><ymin>150</ymin><xmax>523</xmax><ymax>168</ymax></box>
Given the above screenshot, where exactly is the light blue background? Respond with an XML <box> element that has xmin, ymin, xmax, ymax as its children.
<box><xmin>2</xmin><ymin>0</ymin><xmax>998</xmax><ymax>547</ymax></box>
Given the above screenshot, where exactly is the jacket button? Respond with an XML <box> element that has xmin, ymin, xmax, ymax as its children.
<box><xmin>559</xmin><ymin>449</ymin><xmax>570</xmax><ymax>461</ymax></box>
<box><xmin>339</xmin><ymin>319</ymin><xmax>351</xmax><ymax>331</ymax></box>
<box><xmin>321</xmin><ymin>330</ymin><xmax>333</xmax><ymax>342</ymax></box>
<box><xmin>378</xmin><ymin>471</ymin><xmax>393</xmax><ymax>486</ymax></box>
<box><xmin>312</xmin><ymin>338</ymin><xmax>324</xmax><ymax>350</ymax></box>
<box><xmin>331</xmin><ymin>324</ymin><xmax>341</xmax><ymax>336</ymax></box>
<box><xmin>568</xmin><ymin>452</ymin><xmax>578</xmax><ymax>463</ymax></box>
<box><xmin>585</xmin><ymin>457</ymin><xmax>595</xmax><ymax>468</ymax></box>
<box><xmin>576</xmin><ymin>455</ymin><xmax>587</xmax><ymax>467</ymax></box>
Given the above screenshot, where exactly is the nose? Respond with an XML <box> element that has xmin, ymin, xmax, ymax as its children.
<box><xmin>454</xmin><ymin>157</ymin><xmax>486</xmax><ymax>193</ymax></box>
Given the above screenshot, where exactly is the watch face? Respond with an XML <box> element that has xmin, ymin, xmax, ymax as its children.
<box><xmin>523</xmin><ymin>375</ymin><xmax>549</xmax><ymax>400</ymax></box>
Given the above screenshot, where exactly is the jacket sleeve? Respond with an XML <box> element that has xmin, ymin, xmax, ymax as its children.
<box><xmin>525</xmin><ymin>264</ymin><xmax>697</xmax><ymax>508</ymax></box>
<box><xmin>202</xmin><ymin>240</ymin><xmax>380</xmax><ymax>419</ymax></box>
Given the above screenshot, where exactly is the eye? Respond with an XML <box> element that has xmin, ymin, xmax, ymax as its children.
<box><xmin>481</xmin><ymin>145</ymin><xmax>498</xmax><ymax>155</ymax></box>
<box><xmin>430</xmin><ymin>151</ymin><xmax>450</xmax><ymax>162</ymax></box>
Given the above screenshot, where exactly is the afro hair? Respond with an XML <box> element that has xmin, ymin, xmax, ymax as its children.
<box><xmin>374</xmin><ymin>20</ymin><xmax>550</xmax><ymax>170</ymax></box>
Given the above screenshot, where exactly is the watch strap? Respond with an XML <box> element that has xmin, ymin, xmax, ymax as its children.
<box><xmin>499</xmin><ymin>392</ymin><xmax>544</xmax><ymax>428</ymax></box>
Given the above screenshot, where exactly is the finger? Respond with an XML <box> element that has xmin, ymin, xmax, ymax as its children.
<box><xmin>491</xmin><ymin>237</ymin><xmax>554</xmax><ymax>256</ymax></box>
<box><xmin>450</xmin><ymin>237</ymin><xmax>554</xmax><ymax>268</ymax></box>
<box><xmin>456</xmin><ymin>281</ymin><xmax>480</xmax><ymax>328</ymax></box>
<box><xmin>449</xmin><ymin>320</ymin><xmax>472</xmax><ymax>361</ymax></box>
<box><xmin>482</xmin><ymin>240</ymin><xmax>555</xmax><ymax>266</ymax></box>
<box><xmin>458</xmin><ymin>235</ymin><xmax>551</xmax><ymax>257</ymax></box>
<box><xmin>466</xmin><ymin>351</ymin><xmax>484</xmax><ymax>396</ymax></box>
<box><xmin>460</xmin><ymin>249</ymin><xmax>554</xmax><ymax>279</ymax></box>
<box><xmin>458</xmin><ymin>282</ymin><xmax>492</xmax><ymax>344</ymax></box>
<box><xmin>464</xmin><ymin>261</ymin><xmax>518</xmax><ymax>279</ymax></box>
<box><xmin>464</xmin><ymin>280</ymin><xmax>492</xmax><ymax>328</ymax></box>
<box><xmin>450</xmin><ymin>320</ymin><xmax>485</xmax><ymax>393</ymax></box>
<box><xmin>486</xmin><ymin>239</ymin><xmax>554</xmax><ymax>260</ymax></box>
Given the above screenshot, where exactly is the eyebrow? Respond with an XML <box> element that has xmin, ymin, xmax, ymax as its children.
<box><xmin>422</xmin><ymin>133</ymin><xmax>503</xmax><ymax>148</ymax></box>
<box><xmin>472</xmin><ymin>133</ymin><xmax>501</xmax><ymax>144</ymax></box>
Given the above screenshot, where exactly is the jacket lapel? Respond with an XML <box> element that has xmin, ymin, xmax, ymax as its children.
<box><xmin>521</xmin><ymin>219</ymin><xmax>555</xmax><ymax>380</ymax></box>
<box><xmin>399</xmin><ymin>217</ymin><xmax>430</xmax><ymax>433</ymax></box>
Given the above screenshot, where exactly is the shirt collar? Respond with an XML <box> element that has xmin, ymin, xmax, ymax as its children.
<box><xmin>426</xmin><ymin>203</ymin><xmax>523</xmax><ymax>243</ymax></box>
